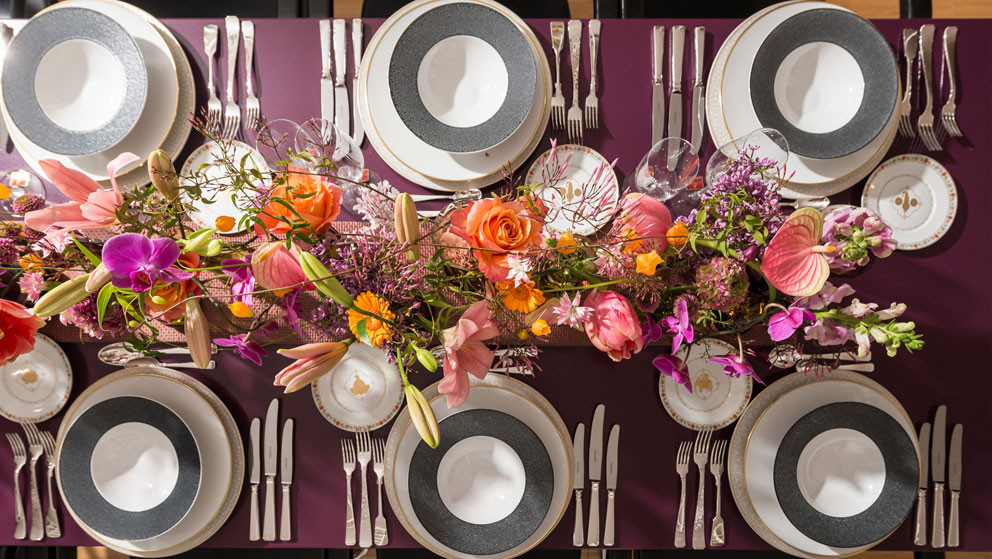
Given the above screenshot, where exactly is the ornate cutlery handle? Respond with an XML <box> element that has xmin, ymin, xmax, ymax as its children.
<box><xmin>249</xmin><ymin>484</ymin><xmax>260</xmax><ymax>541</ymax></box>
<box><xmin>948</xmin><ymin>490</ymin><xmax>960</xmax><ymax>547</ymax></box>
<box><xmin>943</xmin><ymin>27</ymin><xmax>958</xmax><ymax>104</ymax></box>
<box><xmin>225</xmin><ymin>16</ymin><xmax>240</xmax><ymax>103</ymax></box>
<box><xmin>902</xmin><ymin>31</ymin><xmax>916</xmax><ymax>106</ymax></box>
<box><xmin>691</xmin><ymin>464</ymin><xmax>706</xmax><ymax>549</ymax></box>
<box><xmin>11</xmin><ymin>466</ymin><xmax>24</xmax><ymax>540</ymax></box>
<box><xmin>572</xmin><ymin>489</ymin><xmax>584</xmax><ymax>546</ymax></box>
<box><xmin>914</xmin><ymin>488</ymin><xmax>927</xmax><ymax>546</ymax></box>
<box><xmin>280</xmin><ymin>484</ymin><xmax>291</xmax><ymax>541</ymax></box>
<box><xmin>28</xmin><ymin>456</ymin><xmax>41</xmax><ymax>541</ymax></box>
<box><xmin>344</xmin><ymin>473</ymin><xmax>356</xmax><ymax>546</ymax></box>
<box><xmin>587</xmin><ymin>481</ymin><xmax>600</xmax><ymax>546</ymax></box>
<box><xmin>568</xmin><ymin>20</ymin><xmax>581</xmax><ymax>104</ymax></box>
<box><xmin>359</xmin><ymin>463</ymin><xmax>372</xmax><ymax>547</ymax></box>
<box><xmin>588</xmin><ymin>20</ymin><xmax>600</xmax><ymax>93</ymax></box>
<box><xmin>919</xmin><ymin>24</ymin><xmax>935</xmax><ymax>114</ymax></box>
<box><xmin>932</xmin><ymin>481</ymin><xmax>945</xmax><ymax>547</ymax></box>
<box><xmin>603</xmin><ymin>488</ymin><xmax>615</xmax><ymax>546</ymax></box>
<box><xmin>44</xmin><ymin>465</ymin><xmax>59</xmax><ymax>538</ymax></box>
<box><xmin>374</xmin><ymin>478</ymin><xmax>388</xmax><ymax>546</ymax></box>
<box><xmin>204</xmin><ymin>26</ymin><xmax>218</xmax><ymax>97</ymax></box>
<box><xmin>675</xmin><ymin>474</ymin><xmax>687</xmax><ymax>548</ymax></box>
<box><xmin>710</xmin><ymin>472</ymin><xmax>724</xmax><ymax>547</ymax></box>
<box><xmin>242</xmin><ymin>21</ymin><xmax>255</xmax><ymax>96</ymax></box>
<box><xmin>262</xmin><ymin>475</ymin><xmax>276</xmax><ymax>541</ymax></box>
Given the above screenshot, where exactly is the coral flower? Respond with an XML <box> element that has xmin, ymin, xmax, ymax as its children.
<box><xmin>531</xmin><ymin>319</ymin><xmax>551</xmax><ymax>336</ymax></box>
<box><xmin>255</xmin><ymin>166</ymin><xmax>343</xmax><ymax>238</ymax></box>
<box><xmin>347</xmin><ymin>292</ymin><xmax>395</xmax><ymax>347</ymax></box>
<box><xmin>616</xmin><ymin>193</ymin><xmax>673</xmax><ymax>252</ymax></box>
<box><xmin>584</xmin><ymin>290</ymin><xmax>645</xmax><ymax>362</ymax></box>
<box><xmin>275</xmin><ymin>341</ymin><xmax>352</xmax><ymax>393</ymax></box>
<box><xmin>439</xmin><ymin>301</ymin><xmax>498</xmax><ymax>408</ymax></box>
<box><xmin>449</xmin><ymin>197</ymin><xmax>543</xmax><ymax>282</ymax></box>
<box><xmin>635</xmin><ymin>250</ymin><xmax>663</xmax><ymax>276</ymax></box>
<box><xmin>498</xmin><ymin>281</ymin><xmax>546</xmax><ymax>313</ymax></box>
<box><xmin>0</xmin><ymin>300</ymin><xmax>45</xmax><ymax>366</ymax></box>
<box><xmin>556</xmin><ymin>231</ymin><xmax>577</xmax><ymax>254</ymax></box>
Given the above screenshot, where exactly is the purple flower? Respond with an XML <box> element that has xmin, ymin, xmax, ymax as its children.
<box><xmin>662</xmin><ymin>298</ymin><xmax>694</xmax><ymax>353</ymax></box>
<box><xmin>709</xmin><ymin>351</ymin><xmax>765</xmax><ymax>385</ymax></box>
<box><xmin>214</xmin><ymin>333</ymin><xmax>267</xmax><ymax>366</ymax></box>
<box><xmin>653</xmin><ymin>353</ymin><xmax>693</xmax><ymax>393</ymax></box>
<box><xmin>804</xmin><ymin>319</ymin><xmax>852</xmax><ymax>346</ymax></box>
<box><xmin>102</xmin><ymin>233</ymin><xmax>191</xmax><ymax>293</ymax></box>
<box><xmin>281</xmin><ymin>288</ymin><xmax>303</xmax><ymax>337</ymax></box>
<box><xmin>767</xmin><ymin>306</ymin><xmax>815</xmax><ymax>341</ymax></box>
<box><xmin>222</xmin><ymin>255</ymin><xmax>255</xmax><ymax>305</ymax></box>
<box><xmin>641</xmin><ymin>315</ymin><xmax>663</xmax><ymax>344</ymax></box>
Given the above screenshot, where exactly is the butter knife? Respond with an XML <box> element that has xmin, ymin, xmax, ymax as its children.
<box><xmin>651</xmin><ymin>26</ymin><xmax>665</xmax><ymax>147</ymax></box>
<box><xmin>333</xmin><ymin>19</ymin><xmax>349</xmax><ymax>135</ymax></box>
<box><xmin>667</xmin><ymin>25</ymin><xmax>685</xmax><ymax>143</ymax></box>
<box><xmin>572</xmin><ymin>423</ymin><xmax>585</xmax><ymax>547</ymax></box>
<box><xmin>914</xmin><ymin>422</ymin><xmax>930</xmax><ymax>546</ymax></box>
<box><xmin>351</xmin><ymin>19</ymin><xmax>364</xmax><ymax>145</ymax></box>
<box><xmin>689</xmin><ymin>26</ymin><xmax>706</xmax><ymax>154</ymax></box>
<box><xmin>249</xmin><ymin>418</ymin><xmax>261</xmax><ymax>541</ymax></box>
<box><xmin>587</xmin><ymin>404</ymin><xmax>605</xmax><ymax>546</ymax></box>
<box><xmin>280</xmin><ymin>419</ymin><xmax>294</xmax><ymax>542</ymax></box>
<box><xmin>603</xmin><ymin>424</ymin><xmax>620</xmax><ymax>547</ymax></box>
<box><xmin>947</xmin><ymin>424</ymin><xmax>962</xmax><ymax>547</ymax></box>
<box><xmin>262</xmin><ymin>399</ymin><xmax>279</xmax><ymax>541</ymax></box>
<box><xmin>319</xmin><ymin>20</ymin><xmax>334</xmax><ymax>123</ymax></box>
<box><xmin>931</xmin><ymin>404</ymin><xmax>947</xmax><ymax>548</ymax></box>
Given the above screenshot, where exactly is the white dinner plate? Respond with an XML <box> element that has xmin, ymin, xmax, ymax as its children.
<box><xmin>659</xmin><ymin>338</ymin><xmax>752</xmax><ymax>431</ymax></box>
<box><xmin>861</xmin><ymin>154</ymin><xmax>957</xmax><ymax>250</ymax></box>
<box><xmin>311</xmin><ymin>343</ymin><xmax>405</xmax><ymax>432</ymax></box>
<box><xmin>179</xmin><ymin>140</ymin><xmax>270</xmax><ymax>234</ymax></box>
<box><xmin>525</xmin><ymin>144</ymin><xmax>619</xmax><ymax>236</ymax></box>
<box><xmin>0</xmin><ymin>334</ymin><xmax>71</xmax><ymax>423</ymax></box>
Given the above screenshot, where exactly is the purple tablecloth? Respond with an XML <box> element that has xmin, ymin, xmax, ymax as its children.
<box><xmin>0</xmin><ymin>15</ymin><xmax>989</xmax><ymax>552</ymax></box>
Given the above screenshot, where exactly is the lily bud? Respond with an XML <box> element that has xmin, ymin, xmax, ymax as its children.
<box><xmin>299</xmin><ymin>251</ymin><xmax>354</xmax><ymax>308</ymax></box>
<box><xmin>275</xmin><ymin>341</ymin><xmax>352</xmax><ymax>393</ymax></box>
<box><xmin>405</xmin><ymin>383</ymin><xmax>440</xmax><ymax>449</ymax></box>
<box><xmin>414</xmin><ymin>346</ymin><xmax>438</xmax><ymax>372</ymax></box>
<box><xmin>183</xmin><ymin>228</ymin><xmax>218</xmax><ymax>256</ymax></box>
<box><xmin>148</xmin><ymin>149</ymin><xmax>180</xmax><ymax>200</ymax></box>
<box><xmin>85</xmin><ymin>262</ymin><xmax>112</xmax><ymax>293</ymax></box>
<box><xmin>33</xmin><ymin>274</ymin><xmax>90</xmax><ymax>318</ymax></box>
<box><xmin>393</xmin><ymin>193</ymin><xmax>420</xmax><ymax>259</ymax></box>
<box><xmin>184</xmin><ymin>299</ymin><xmax>212</xmax><ymax>369</ymax></box>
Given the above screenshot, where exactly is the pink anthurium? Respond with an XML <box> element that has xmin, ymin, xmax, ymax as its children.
<box><xmin>761</xmin><ymin>208</ymin><xmax>837</xmax><ymax>297</ymax></box>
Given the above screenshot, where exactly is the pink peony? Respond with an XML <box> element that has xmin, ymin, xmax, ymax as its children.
<box><xmin>584</xmin><ymin>290</ymin><xmax>645</xmax><ymax>361</ymax></box>
<box><xmin>438</xmin><ymin>301</ymin><xmax>499</xmax><ymax>408</ymax></box>
<box><xmin>616</xmin><ymin>193</ymin><xmax>673</xmax><ymax>251</ymax></box>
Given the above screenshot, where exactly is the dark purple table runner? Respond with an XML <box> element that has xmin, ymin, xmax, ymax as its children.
<box><xmin>0</xmin><ymin>16</ymin><xmax>989</xmax><ymax>552</ymax></box>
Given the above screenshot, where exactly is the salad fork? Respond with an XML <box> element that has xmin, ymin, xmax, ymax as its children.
<box><xmin>709</xmin><ymin>439</ymin><xmax>727</xmax><ymax>547</ymax></box>
<box><xmin>222</xmin><ymin>16</ymin><xmax>242</xmax><ymax>140</ymax></box>
<box><xmin>674</xmin><ymin>441</ymin><xmax>691</xmax><ymax>548</ymax></box>
<box><xmin>340</xmin><ymin>439</ymin><xmax>356</xmax><ymax>546</ymax></box>
<box><xmin>898</xmin><ymin>29</ymin><xmax>918</xmax><ymax>138</ymax></box>
<box><xmin>566</xmin><ymin>20</ymin><xmax>583</xmax><ymax>143</ymax></box>
<box><xmin>691</xmin><ymin>428</ymin><xmax>712</xmax><ymax>549</ymax></box>
<box><xmin>550</xmin><ymin>22</ymin><xmax>566</xmax><ymax>130</ymax></box>
<box><xmin>21</xmin><ymin>424</ymin><xmax>43</xmax><ymax>541</ymax></box>
<box><xmin>584</xmin><ymin>20</ymin><xmax>601</xmax><ymax>129</ymax></box>
<box><xmin>37</xmin><ymin>430</ymin><xmax>59</xmax><ymax>538</ymax></box>
<box><xmin>242</xmin><ymin>20</ymin><xmax>260</xmax><ymax>132</ymax></box>
<box><xmin>372</xmin><ymin>438</ymin><xmax>388</xmax><ymax>546</ymax></box>
<box><xmin>203</xmin><ymin>25</ymin><xmax>221</xmax><ymax>135</ymax></box>
<box><xmin>940</xmin><ymin>26</ymin><xmax>962</xmax><ymax>137</ymax></box>
<box><xmin>5</xmin><ymin>433</ymin><xmax>25</xmax><ymax>540</ymax></box>
<box><xmin>355</xmin><ymin>429</ymin><xmax>372</xmax><ymax>548</ymax></box>
<box><xmin>917</xmin><ymin>24</ymin><xmax>941</xmax><ymax>151</ymax></box>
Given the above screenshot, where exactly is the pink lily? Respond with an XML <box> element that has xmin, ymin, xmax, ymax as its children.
<box><xmin>438</xmin><ymin>301</ymin><xmax>499</xmax><ymax>408</ymax></box>
<box><xmin>274</xmin><ymin>341</ymin><xmax>352</xmax><ymax>393</ymax></box>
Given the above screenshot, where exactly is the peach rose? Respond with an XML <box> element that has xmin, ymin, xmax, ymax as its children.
<box><xmin>449</xmin><ymin>198</ymin><xmax>543</xmax><ymax>282</ymax></box>
<box><xmin>146</xmin><ymin>253</ymin><xmax>201</xmax><ymax>322</ymax></box>
<box><xmin>255</xmin><ymin>166</ymin><xmax>342</xmax><ymax>238</ymax></box>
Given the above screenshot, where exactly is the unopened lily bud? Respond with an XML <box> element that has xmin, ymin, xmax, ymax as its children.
<box><xmin>85</xmin><ymin>262</ymin><xmax>112</xmax><ymax>293</ymax></box>
<box><xmin>183</xmin><ymin>228</ymin><xmax>218</xmax><ymax>256</ymax></box>
<box><xmin>299</xmin><ymin>252</ymin><xmax>353</xmax><ymax>308</ymax></box>
<box><xmin>184</xmin><ymin>299</ymin><xmax>212</xmax><ymax>369</ymax></box>
<box><xmin>414</xmin><ymin>346</ymin><xmax>438</xmax><ymax>372</ymax></box>
<box><xmin>405</xmin><ymin>383</ymin><xmax>440</xmax><ymax>449</ymax></box>
<box><xmin>33</xmin><ymin>274</ymin><xmax>90</xmax><ymax>318</ymax></box>
<box><xmin>393</xmin><ymin>193</ymin><xmax>420</xmax><ymax>259</ymax></box>
<box><xmin>148</xmin><ymin>149</ymin><xmax>180</xmax><ymax>200</ymax></box>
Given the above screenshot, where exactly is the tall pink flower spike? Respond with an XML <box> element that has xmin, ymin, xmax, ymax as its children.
<box><xmin>761</xmin><ymin>207</ymin><xmax>837</xmax><ymax>297</ymax></box>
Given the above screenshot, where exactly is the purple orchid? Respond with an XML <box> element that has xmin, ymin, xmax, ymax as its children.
<box><xmin>214</xmin><ymin>333</ymin><xmax>267</xmax><ymax>366</ymax></box>
<box><xmin>662</xmin><ymin>298</ymin><xmax>694</xmax><ymax>354</ymax></box>
<box><xmin>222</xmin><ymin>255</ymin><xmax>255</xmax><ymax>305</ymax></box>
<box><xmin>653</xmin><ymin>353</ymin><xmax>693</xmax><ymax>393</ymax></box>
<box><xmin>767</xmin><ymin>305</ymin><xmax>816</xmax><ymax>341</ymax></box>
<box><xmin>281</xmin><ymin>288</ymin><xmax>303</xmax><ymax>337</ymax></box>
<box><xmin>709</xmin><ymin>350</ymin><xmax>765</xmax><ymax>385</ymax></box>
<box><xmin>641</xmin><ymin>315</ymin><xmax>663</xmax><ymax>344</ymax></box>
<box><xmin>102</xmin><ymin>233</ymin><xmax>192</xmax><ymax>293</ymax></box>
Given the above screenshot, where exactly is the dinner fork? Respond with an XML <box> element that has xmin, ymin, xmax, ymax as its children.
<box><xmin>550</xmin><ymin>22</ymin><xmax>566</xmax><ymax>130</ymax></box>
<box><xmin>709</xmin><ymin>439</ymin><xmax>727</xmax><ymax>547</ymax></box>
<box><xmin>691</xmin><ymin>428</ymin><xmax>712</xmax><ymax>549</ymax></box>
<box><xmin>36</xmin><ymin>429</ymin><xmax>59</xmax><ymax>538</ymax></box>
<box><xmin>940</xmin><ymin>26</ymin><xmax>962</xmax><ymax>137</ymax></box>
<box><xmin>203</xmin><ymin>25</ymin><xmax>222</xmax><ymax>135</ymax></box>
<box><xmin>340</xmin><ymin>439</ymin><xmax>356</xmax><ymax>546</ymax></box>
<box><xmin>566</xmin><ymin>20</ymin><xmax>583</xmax><ymax>143</ymax></box>
<box><xmin>5</xmin><ymin>433</ymin><xmax>26</xmax><ymax>540</ymax></box>
<box><xmin>917</xmin><ymin>24</ymin><xmax>941</xmax><ymax>151</ymax></box>
<box><xmin>242</xmin><ymin>20</ymin><xmax>260</xmax><ymax>132</ymax></box>
<box><xmin>898</xmin><ymin>29</ymin><xmax>918</xmax><ymax>138</ymax></box>
<box><xmin>21</xmin><ymin>425</ymin><xmax>43</xmax><ymax>541</ymax></box>
<box><xmin>584</xmin><ymin>19</ymin><xmax>600</xmax><ymax>130</ymax></box>
<box><xmin>372</xmin><ymin>438</ymin><xmax>388</xmax><ymax>546</ymax></box>
<box><xmin>355</xmin><ymin>429</ymin><xmax>372</xmax><ymax>548</ymax></box>
<box><xmin>222</xmin><ymin>16</ymin><xmax>242</xmax><ymax>140</ymax></box>
<box><xmin>674</xmin><ymin>441</ymin><xmax>691</xmax><ymax>548</ymax></box>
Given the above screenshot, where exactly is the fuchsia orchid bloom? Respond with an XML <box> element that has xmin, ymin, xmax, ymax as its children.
<box><xmin>767</xmin><ymin>305</ymin><xmax>816</xmax><ymax>341</ymax></box>
<box><xmin>653</xmin><ymin>353</ymin><xmax>693</xmax><ymax>393</ymax></box>
<box><xmin>24</xmin><ymin>153</ymin><xmax>139</xmax><ymax>241</ymax></box>
<box><xmin>662</xmin><ymin>298</ymin><xmax>694</xmax><ymax>354</ymax></box>
<box><xmin>709</xmin><ymin>350</ymin><xmax>765</xmax><ymax>385</ymax></box>
<box><xmin>438</xmin><ymin>301</ymin><xmax>498</xmax><ymax>408</ymax></box>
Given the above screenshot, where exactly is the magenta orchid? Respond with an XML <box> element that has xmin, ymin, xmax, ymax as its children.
<box><xmin>709</xmin><ymin>339</ymin><xmax>764</xmax><ymax>385</ymax></box>
<box><xmin>221</xmin><ymin>255</ymin><xmax>255</xmax><ymax>305</ymax></box>
<box><xmin>767</xmin><ymin>305</ymin><xmax>815</xmax><ymax>341</ymax></box>
<box><xmin>101</xmin><ymin>233</ymin><xmax>193</xmax><ymax>293</ymax></box>
<box><xmin>213</xmin><ymin>333</ymin><xmax>267</xmax><ymax>366</ymax></box>
<box><xmin>662</xmin><ymin>297</ymin><xmax>694</xmax><ymax>353</ymax></box>
<box><xmin>652</xmin><ymin>353</ymin><xmax>693</xmax><ymax>393</ymax></box>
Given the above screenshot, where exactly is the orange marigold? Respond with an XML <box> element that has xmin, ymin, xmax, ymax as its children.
<box><xmin>498</xmin><ymin>281</ymin><xmax>546</xmax><ymax>313</ymax></box>
<box><xmin>348</xmin><ymin>291</ymin><xmax>395</xmax><ymax>347</ymax></box>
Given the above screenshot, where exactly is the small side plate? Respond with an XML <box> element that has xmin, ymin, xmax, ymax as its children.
<box><xmin>0</xmin><ymin>333</ymin><xmax>72</xmax><ymax>423</ymax></box>
<box><xmin>311</xmin><ymin>343</ymin><xmax>404</xmax><ymax>432</ymax></box>
<box><xmin>659</xmin><ymin>338</ymin><xmax>752</xmax><ymax>431</ymax></box>
<box><xmin>525</xmin><ymin>144</ymin><xmax>619</xmax><ymax>236</ymax></box>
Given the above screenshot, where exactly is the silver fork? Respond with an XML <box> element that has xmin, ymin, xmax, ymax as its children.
<box><xmin>566</xmin><ymin>20</ymin><xmax>583</xmax><ymax>143</ymax></box>
<box><xmin>898</xmin><ymin>29</ymin><xmax>918</xmax><ymax>138</ymax></box>
<box><xmin>709</xmin><ymin>439</ymin><xmax>727</xmax><ymax>547</ymax></box>
<box><xmin>674</xmin><ymin>441</ymin><xmax>691</xmax><ymax>548</ymax></box>
<box><xmin>550</xmin><ymin>22</ymin><xmax>566</xmax><ymax>130</ymax></box>
<box><xmin>37</xmin><ymin>429</ymin><xmax>59</xmax><ymax>538</ymax></box>
<box><xmin>340</xmin><ymin>439</ymin><xmax>356</xmax><ymax>546</ymax></box>
<box><xmin>917</xmin><ymin>24</ymin><xmax>941</xmax><ymax>151</ymax></box>
<box><xmin>5</xmin><ymin>433</ymin><xmax>26</xmax><ymax>540</ymax></box>
<box><xmin>355</xmin><ymin>429</ymin><xmax>372</xmax><ymax>548</ymax></box>
<box><xmin>222</xmin><ymin>16</ymin><xmax>242</xmax><ymax>140</ymax></box>
<box><xmin>21</xmin><ymin>424</ymin><xmax>43</xmax><ymax>541</ymax></box>
<box><xmin>242</xmin><ymin>20</ymin><xmax>260</xmax><ymax>132</ymax></box>
<box><xmin>940</xmin><ymin>26</ymin><xmax>962</xmax><ymax>137</ymax></box>
<box><xmin>691</xmin><ymin>428</ymin><xmax>712</xmax><ymax>550</ymax></box>
<box><xmin>584</xmin><ymin>19</ymin><xmax>600</xmax><ymax>129</ymax></box>
<box><xmin>203</xmin><ymin>25</ymin><xmax>221</xmax><ymax>135</ymax></box>
<box><xmin>372</xmin><ymin>438</ymin><xmax>388</xmax><ymax>546</ymax></box>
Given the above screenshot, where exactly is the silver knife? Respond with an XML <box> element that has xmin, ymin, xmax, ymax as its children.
<box><xmin>689</xmin><ymin>26</ymin><xmax>706</xmax><ymax>155</ymax></box>
<box><xmin>603</xmin><ymin>424</ymin><xmax>620</xmax><ymax>547</ymax></box>
<box><xmin>914</xmin><ymin>422</ymin><xmax>930</xmax><ymax>546</ymax></box>
<box><xmin>667</xmin><ymin>25</ymin><xmax>685</xmax><ymax>142</ymax></box>
<box><xmin>319</xmin><ymin>20</ymin><xmax>334</xmax><ymax>123</ymax></box>
<box><xmin>587</xmin><ymin>404</ymin><xmax>605</xmax><ymax>546</ymax></box>
<box><xmin>249</xmin><ymin>418</ymin><xmax>261</xmax><ymax>541</ymax></box>
<box><xmin>572</xmin><ymin>423</ymin><xmax>585</xmax><ymax>547</ymax></box>
<box><xmin>947</xmin><ymin>424</ymin><xmax>962</xmax><ymax>547</ymax></box>
<box><xmin>651</xmin><ymin>26</ymin><xmax>665</xmax><ymax>147</ymax></box>
<box><xmin>280</xmin><ymin>419</ymin><xmax>294</xmax><ymax>542</ymax></box>
<box><xmin>351</xmin><ymin>19</ymin><xmax>364</xmax><ymax>145</ymax></box>
<box><xmin>0</xmin><ymin>24</ymin><xmax>10</xmax><ymax>150</ymax></box>
<box><xmin>262</xmin><ymin>398</ymin><xmax>279</xmax><ymax>541</ymax></box>
<box><xmin>931</xmin><ymin>404</ymin><xmax>947</xmax><ymax>548</ymax></box>
<box><xmin>333</xmin><ymin>19</ymin><xmax>349</xmax><ymax>135</ymax></box>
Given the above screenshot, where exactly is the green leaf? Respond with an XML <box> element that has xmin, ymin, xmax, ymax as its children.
<box><xmin>70</xmin><ymin>236</ymin><xmax>101</xmax><ymax>266</ymax></box>
<box><xmin>355</xmin><ymin>318</ymin><xmax>371</xmax><ymax>346</ymax></box>
<box><xmin>96</xmin><ymin>283</ymin><xmax>115</xmax><ymax>326</ymax></box>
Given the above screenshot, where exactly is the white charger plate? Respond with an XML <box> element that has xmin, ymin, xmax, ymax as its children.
<box><xmin>311</xmin><ymin>343</ymin><xmax>404</xmax><ymax>432</ymax></box>
<box><xmin>658</xmin><ymin>338</ymin><xmax>752</xmax><ymax>431</ymax></box>
<box><xmin>0</xmin><ymin>333</ymin><xmax>71</xmax><ymax>423</ymax></box>
<box><xmin>525</xmin><ymin>144</ymin><xmax>619</xmax><ymax>236</ymax></box>
<box><xmin>861</xmin><ymin>154</ymin><xmax>957</xmax><ymax>250</ymax></box>
<box><xmin>179</xmin><ymin>140</ymin><xmax>270</xmax><ymax>234</ymax></box>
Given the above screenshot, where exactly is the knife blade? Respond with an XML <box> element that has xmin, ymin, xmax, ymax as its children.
<box><xmin>572</xmin><ymin>423</ymin><xmax>585</xmax><ymax>547</ymax></box>
<box><xmin>947</xmin><ymin>424</ymin><xmax>962</xmax><ymax>547</ymax></box>
<box><xmin>351</xmin><ymin>19</ymin><xmax>364</xmax><ymax>146</ymax></box>
<box><xmin>667</xmin><ymin>25</ymin><xmax>685</xmax><ymax>143</ymax></box>
<box><xmin>0</xmin><ymin>24</ymin><xmax>11</xmax><ymax>151</ymax></box>
<box><xmin>262</xmin><ymin>398</ymin><xmax>279</xmax><ymax>541</ymax></box>
<box><xmin>931</xmin><ymin>404</ymin><xmax>947</xmax><ymax>547</ymax></box>
<box><xmin>587</xmin><ymin>404</ymin><xmax>605</xmax><ymax>546</ymax></box>
<box><xmin>319</xmin><ymin>20</ymin><xmax>334</xmax><ymax>123</ymax></box>
<box><xmin>249</xmin><ymin>418</ymin><xmax>260</xmax><ymax>541</ymax></box>
<box><xmin>603</xmin><ymin>424</ymin><xmax>620</xmax><ymax>547</ymax></box>
<box><xmin>280</xmin><ymin>419</ymin><xmax>294</xmax><ymax>542</ymax></box>
<box><xmin>333</xmin><ymin>19</ymin><xmax>349</xmax><ymax>135</ymax></box>
<box><xmin>689</xmin><ymin>26</ymin><xmax>706</xmax><ymax>154</ymax></box>
<box><xmin>651</xmin><ymin>26</ymin><xmax>665</xmax><ymax>147</ymax></box>
<box><xmin>914</xmin><ymin>422</ymin><xmax>930</xmax><ymax>546</ymax></box>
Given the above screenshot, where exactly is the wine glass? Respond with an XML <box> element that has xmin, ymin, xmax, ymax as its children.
<box><xmin>0</xmin><ymin>169</ymin><xmax>47</xmax><ymax>214</ymax></box>
<box><xmin>625</xmin><ymin>137</ymin><xmax>699</xmax><ymax>202</ymax></box>
<box><xmin>251</xmin><ymin>118</ymin><xmax>302</xmax><ymax>168</ymax></box>
<box><xmin>705</xmin><ymin>127</ymin><xmax>790</xmax><ymax>188</ymax></box>
<box><xmin>294</xmin><ymin>118</ymin><xmax>364</xmax><ymax>182</ymax></box>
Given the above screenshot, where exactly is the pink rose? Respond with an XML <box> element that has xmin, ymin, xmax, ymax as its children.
<box><xmin>616</xmin><ymin>193</ymin><xmax>673</xmax><ymax>252</ymax></box>
<box><xmin>584</xmin><ymin>290</ymin><xmax>644</xmax><ymax>361</ymax></box>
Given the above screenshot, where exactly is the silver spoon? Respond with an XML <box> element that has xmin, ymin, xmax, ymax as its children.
<box><xmin>124</xmin><ymin>356</ymin><xmax>217</xmax><ymax>370</ymax></box>
<box><xmin>769</xmin><ymin>345</ymin><xmax>870</xmax><ymax>369</ymax></box>
<box><xmin>99</xmin><ymin>342</ymin><xmax>216</xmax><ymax>367</ymax></box>
<box><xmin>777</xmin><ymin>197</ymin><xmax>830</xmax><ymax>211</ymax></box>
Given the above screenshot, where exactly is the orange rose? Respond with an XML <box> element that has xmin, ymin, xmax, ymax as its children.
<box><xmin>147</xmin><ymin>253</ymin><xmax>201</xmax><ymax>322</ymax></box>
<box><xmin>255</xmin><ymin>166</ymin><xmax>342</xmax><ymax>238</ymax></box>
<box><xmin>449</xmin><ymin>198</ymin><xmax>542</xmax><ymax>282</ymax></box>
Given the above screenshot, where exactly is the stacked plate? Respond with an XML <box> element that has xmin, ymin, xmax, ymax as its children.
<box><xmin>385</xmin><ymin>373</ymin><xmax>573</xmax><ymax>559</ymax></box>
<box><xmin>728</xmin><ymin>369</ymin><xmax>920</xmax><ymax>558</ymax></box>
<box><xmin>706</xmin><ymin>0</ymin><xmax>899</xmax><ymax>199</ymax></box>
<box><xmin>55</xmin><ymin>365</ymin><xmax>243</xmax><ymax>557</ymax></box>
<box><xmin>1</xmin><ymin>0</ymin><xmax>194</xmax><ymax>190</ymax></box>
<box><xmin>358</xmin><ymin>0</ymin><xmax>551</xmax><ymax>192</ymax></box>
